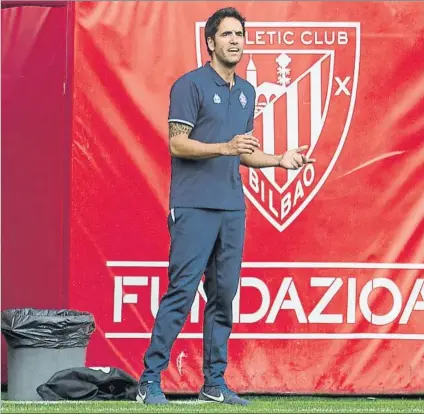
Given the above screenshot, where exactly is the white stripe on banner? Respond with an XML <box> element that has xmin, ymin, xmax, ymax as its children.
<box><xmin>262</xmin><ymin>104</ymin><xmax>275</xmax><ymax>182</ymax></box>
<box><xmin>104</xmin><ymin>332</ymin><xmax>424</xmax><ymax>340</ymax></box>
<box><xmin>106</xmin><ymin>261</ymin><xmax>424</xmax><ymax>270</ymax></box>
<box><xmin>310</xmin><ymin>60</ymin><xmax>323</xmax><ymax>149</ymax></box>
<box><xmin>286</xmin><ymin>82</ymin><xmax>299</xmax><ymax>182</ymax></box>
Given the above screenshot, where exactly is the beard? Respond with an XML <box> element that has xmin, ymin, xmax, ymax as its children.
<box><xmin>215</xmin><ymin>50</ymin><xmax>242</xmax><ymax>68</ymax></box>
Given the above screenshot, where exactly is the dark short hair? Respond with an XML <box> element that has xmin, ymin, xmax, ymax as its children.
<box><xmin>204</xmin><ymin>7</ymin><xmax>246</xmax><ymax>56</ymax></box>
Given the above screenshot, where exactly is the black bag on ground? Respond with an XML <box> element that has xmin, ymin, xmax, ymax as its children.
<box><xmin>36</xmin><ymin>367</ymin><xmax>138</xmax><ymax>401</ymax></box>
<box><xmin>1</xmin><ymin>308</ymin><xmax>95</xmax><ymax>348</ymax></box>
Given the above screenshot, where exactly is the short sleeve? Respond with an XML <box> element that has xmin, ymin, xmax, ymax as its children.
<box><xmin>168</xmin><ymin>76</ymin><xmax>200</xmax><ymax>128</ymax></box>
<box><xmin>246</xmin><ymin>88</ymin><xmax>256</xmax><ymax>134</ymax></box>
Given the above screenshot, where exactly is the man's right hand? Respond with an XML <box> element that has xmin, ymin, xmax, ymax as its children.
<box><xmin>223</xmin><ymin>134</ymin><xmax>261</xmax><ymax>156</ymax></box>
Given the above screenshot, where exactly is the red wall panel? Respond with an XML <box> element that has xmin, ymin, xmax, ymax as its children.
<box><xmin>1</xmin><ymin>4</ymin><xmax>73</xmax><ymax>383</ymax></box>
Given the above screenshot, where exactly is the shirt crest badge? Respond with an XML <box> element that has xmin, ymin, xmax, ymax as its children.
<box><xmin>213</xmin><ymin>93</ymin><xmax>221</xmax><ymax>104</ymax></box>
<box><xmin>239</xmin><ymin>91</ymin><xmax>247</xmax><ymax>108</ymax></box>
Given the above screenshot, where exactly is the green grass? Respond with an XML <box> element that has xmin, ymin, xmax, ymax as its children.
<box><xmin>2</xmin><ymin>396</ymin><xmax>424</xmax><ymax>413</ymax></box>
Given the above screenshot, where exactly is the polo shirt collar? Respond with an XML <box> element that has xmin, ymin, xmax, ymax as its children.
<box><xmin>205</xmin><ymin>62</ymin><xmax>241</xmax><ymax>90</ymax></box>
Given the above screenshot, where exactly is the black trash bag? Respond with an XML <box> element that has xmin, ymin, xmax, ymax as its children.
<box><xmin>37</xmin><ymin>367</ymin><xmax>138</xmax><ymax>401</ymax></box>
<box><xmin>1</xmin><ymin>308</ymin><xmax>95</xmax><ymax>349</ymax></box>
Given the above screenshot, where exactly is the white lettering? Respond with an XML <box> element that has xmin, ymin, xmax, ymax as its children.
<box><xmin>113</xmin><ymin>276</ymin><xmax>148</xmax><ymax>322</ymax></box>
<box><xmin>248</xmin><ymin>164</ymin><xmax>316</xmax><ymax>222</ymax></box>
<box><xmin>283</xmin><ymin>31</ymin><xmax>294</xmax><ymax>45</ymax></box>
<box><xmin>112</xmin><ymin>274</ymin><xmax>423</xmax><ymax>328</ymax></box>
<box><xmin>267</xmin><ymin>31</ymin><xmax>276</xmax><ymax>44</ymax></box>
<box><xmin>114</xmin><ymin>277</ymin><xmax>123</xmax><ymax>322</ymax></box>
<box><xmin>308</xmin><ymin>278</ymin><xmax>343</xmax><ymax>323</ymax></box>
<box><xmin>240</xmin><ymin>278</ymin><xmax>271</xmax><ymax>323</ymax></box>
<box><xmin>347</xmin><ymin>278</ymin><xmax>356</xmax><ymax>323</ymax></box>
<box><xmin>301</xmin><ymin>31</ymin><xmax>312</xmax><ymax>45</ymax></box>
<box><xmin>323</xmin><ymin>31</ymin><xmax>335</xmax><ymax>45</ymax></box>
<box><xmin>249</xmin><ymin>168</ymin><xmax>259</xmax><ymax>193</ymax></box>
<box><xmin>400</xmin><ymin>279</ymin><xmax>424</xmax><ymax>324</ymax></box>
<box><xmin>260</xmin><ymin>179</ymin><xmax>265</xmax><ymax>201</ymax></box>
<box><xmin>293</xmin><ymin>180</ymin><xmax>305</xmax><ymax>206</ymax></box>
<box><xmin>245</xmin><ymin>30</ymin><xmax>254</xmax><ymax>45</ymax></box>
<box><xmin>335</xmin><ymin>76</ymin><xmax>351</xmax><ymax>96</ymax></box>
<box><xmin>314</xmin><ymin>32</ymin><xmax>324</xmax><ymax>45</ymax></box>
<box><xmin>151</xmin><ymin>277</ymin><xmax>160</xmax><ymax>317</ymax></box>
<box><xmin>339</xmin><ymin>31</ymin><xmax>348</xmax><ymax>45</ymax></box>
<box><xmin>280</xmin><ymin>192</ymin><xmax>291</xmax><ymax>219</ymax></box>
<box><xmin>303</xmin><ymin>164</ymin><xmax>315</xmax><ymax>187</ymax></box>
<box><xmin>308</xmin><ymin>31</ymin><xmax>348</xmax><ymax>46</ymax></box>
<box><xmin>360</xmin><ymin>279</ymin><xmax>403</xmax><ymax>325</ymax></box>
<box><xmin>256</xmin><ymin>30</ymin><xmax>266</xmax><ymax>45</ymax></box>
<box><xmin>269</xmin><ymin>189</ymin><xmax>279</xmax><ymax>217</ymax></box>
<box><xmin>244</xmin><ymin>30</ymin><xmax>347</xmax><ymax>46</ymax></box>
<box><xmin>266</xmin><ymin>278</ymin><xmax>307</xmax><ymax>323</ymax></box>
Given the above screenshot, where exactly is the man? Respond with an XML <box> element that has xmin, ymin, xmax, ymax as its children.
<box><xmin>137</xmin><ymin>7</ymin><xmax>315</xmax><ymax>406</ymax></box>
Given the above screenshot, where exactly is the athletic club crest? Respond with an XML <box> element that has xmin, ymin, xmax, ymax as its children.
<box><xmin>195</xmin><ymin>22</ymin><xmax>360</xmax><ymax>232</ymax></box>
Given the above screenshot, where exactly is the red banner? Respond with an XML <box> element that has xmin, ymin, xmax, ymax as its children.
<box><xmin>71</xmin><ymin>1</ymin><xmax>424</xmax><ymax>393</ymax></box>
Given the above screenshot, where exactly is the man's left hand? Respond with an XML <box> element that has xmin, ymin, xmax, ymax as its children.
<box><xmin>278</xmin><ymin>145</ymin><xmax>316</xmax><ymax>170</ymax></box>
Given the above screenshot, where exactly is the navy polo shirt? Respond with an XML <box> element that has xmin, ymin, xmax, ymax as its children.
<box><xmin>168</xmin><ymin>62</ymin><xmax>255</xmax><ymax>210</ymax></box>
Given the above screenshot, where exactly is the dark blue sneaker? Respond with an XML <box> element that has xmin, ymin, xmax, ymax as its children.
<box><xmin>199</xmin><ymin>384</ymin><xmax>251</xmax><ymax>405</ymax></box>
<box><xmin>136</xmin><ymin>381</ymin><xmax>168</xmax><ymax>405</ymax></box>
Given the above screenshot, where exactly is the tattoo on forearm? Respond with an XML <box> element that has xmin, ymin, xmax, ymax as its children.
<box><xmin>169</xmin><ymin>122</ymin><xmax>193</xmax><ymax>138</ymax></box>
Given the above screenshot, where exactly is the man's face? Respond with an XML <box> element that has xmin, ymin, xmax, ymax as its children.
<box><xmin>208</xmin><ymin>17</ymin><xmax>244</xmax><ymax>67</ymax></box>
